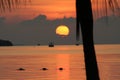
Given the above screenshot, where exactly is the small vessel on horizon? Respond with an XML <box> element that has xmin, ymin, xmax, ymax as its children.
<box><xmin>48</xmin><ymin>42</ymin><xmax>54</xmax><ymax>47</ymax></box>
<box><xmin>75</xmin><ymin>42</ymin><xmax>80</xmax><ymax>46</ymax></box>
<box><xmin>37</xmin><ymin>44</ymin><xmax>41</xmax><ymax>46</ymax></box>
<box><xmin>75</xmin><ymin>43</ymin><xmax>79</xmax><ymax>46</ymax></box>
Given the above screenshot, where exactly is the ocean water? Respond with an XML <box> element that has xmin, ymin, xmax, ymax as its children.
<box><xmin>0</xmin><ymin>44</ymin><xmax>120</xmax><ymax>80</ymax></box>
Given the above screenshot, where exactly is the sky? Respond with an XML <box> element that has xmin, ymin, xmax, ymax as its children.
<box><xmin>0</xmin><ymin>0</ymin><xmax>76</xmax><ymax>23</ymax></box>
<box><xmin>0</xmin><ymin>0</ymin><xmax>119</xmax><ymax>23</ymax></box>
<box><xmin>0</xmin><ymin>0</ymin><xmax>120</xmax><ymax>45</ymax></box>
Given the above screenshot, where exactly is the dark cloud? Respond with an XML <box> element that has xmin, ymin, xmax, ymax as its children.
<box><xmin>0</xmin><ymin>15</ymin><xmax>120</xmax><ymax>45</ymax></box>
<box><xmin>0</xmin><ymin>15</ymin><xmax>76</xmax><ymax>45</ymax></box>
<box><xmin>0</xmin><ymin>17</ymin><xmax>5</xmax><ymax>26</ymax></box>
<box><xmin>94</xmin><ymin>15</ymin><xmax>120</xmax><ymax>44</ymax></box>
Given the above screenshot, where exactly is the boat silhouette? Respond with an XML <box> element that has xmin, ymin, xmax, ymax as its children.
<box><xmin>48</xmin><ymin>42</ymin><xmax>54</xmax><ymax>47</ymax></box>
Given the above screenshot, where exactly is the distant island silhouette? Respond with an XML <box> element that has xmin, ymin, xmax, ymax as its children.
<box><xmin>0</xmin><ymin>39</ymin><xmax>13</xmax><ymax>46</ymax></box>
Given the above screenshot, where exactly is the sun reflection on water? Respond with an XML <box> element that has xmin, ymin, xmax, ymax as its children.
<box><xmin>57</xmin><ymin>54</ymin><xmax>70</xmax><ymax>80</ymax></box>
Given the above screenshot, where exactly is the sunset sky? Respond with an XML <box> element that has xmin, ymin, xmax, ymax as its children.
<box><xmin>0</xmin><ymin>0</ymin><xmax>75</xmax><ymax>23</ymax></box>
<box><xmin>0</xmin><ymin>0</ymin><xmax>119</xmax><ymax>24</ymax></box>
<box><xmin>0</xmin><ymin>0</ymin><xmax>120</xmax><ymax>45</ymax></box>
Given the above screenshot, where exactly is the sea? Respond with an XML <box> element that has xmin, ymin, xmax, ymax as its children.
<box><xmin>0</xmin><ymin>44</ymin><xmax>120</xmax><ymax>80</ymax></box>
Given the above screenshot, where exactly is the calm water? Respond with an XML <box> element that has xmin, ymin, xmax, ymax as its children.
<box><xmin>0</xmin><ymin>45</ymin><xmax>120</xmax><ymax>80</ymax></box>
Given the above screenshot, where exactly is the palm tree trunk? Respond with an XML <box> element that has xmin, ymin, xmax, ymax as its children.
<box><xmin>76</xmin><ymin>0</ymin><xmax>100</xmax><ymax>80</ymax></box>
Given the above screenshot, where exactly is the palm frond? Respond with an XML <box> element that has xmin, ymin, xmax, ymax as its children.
<box><xmin>0</xmin><ymin>0</ymin><xmax>119</xmax><ymax>16</ymax></box>
<box><xmin>92</xmin><ymin>0</ymin><xmax>120</xmax><ymax>19</ymax></box>
<box><xmin>0</xmin><ymin>0</ymin><xmax>30</xmax><ymax>12</ymax></box>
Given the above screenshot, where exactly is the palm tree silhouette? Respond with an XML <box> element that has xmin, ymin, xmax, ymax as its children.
<box><xmin>76</xmin><ymin>0</ymin><xmax>100</xmax><ymax>80</ymax></box>
<box><xmin>76</xmin><ymin>0</ymin><xmax>119</xmax><ymax>80</ymax></box>
<box><xmin>0</xmin><ymin>0</ymin><xmax>119</xmax><ymax>80</ymax></box>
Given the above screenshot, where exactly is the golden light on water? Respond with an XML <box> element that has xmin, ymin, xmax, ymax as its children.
<box><xmin>57</xmin><ymin>54</ymin><xmax>70</xmax><ymax>80</ymax></box>
<box><xmin>56</xmin><ymin>25</ymin><xmax>70</xmax><ymax>37</ymax></box>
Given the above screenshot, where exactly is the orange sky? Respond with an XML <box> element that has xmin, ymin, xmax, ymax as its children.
<box><xmin>0</xmin><ymin>0</ymin><xmax>75</xmax><ymax>23</ymax></box>
<box><xmin>0</xmin><ymin>0</ymin><xmax>119</xmax><ymax>23</ymax></box>
<box><xmin>30</xmin><ymin>0</ymin><xmax>76</xmax><ymax>19</ymax></box>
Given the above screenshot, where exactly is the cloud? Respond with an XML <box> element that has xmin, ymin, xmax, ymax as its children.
<box><xmin>0</xmin><ymin>17</ymin><xmax>5</xmax><ymax>25</ymax></box>
<box><xmin>94</xmin><ymin>15</ymin><xmax>120</xmax><ymax>44</ymax></box>
<box><xmin>0</xmin><ymin>14</ymin><xmax>120</xmax><ymax>45</ymax></box>
<box><xmin>0</xmin><ymin>15</ymin><xmax>76</xmax><ymax>45</ymax></box>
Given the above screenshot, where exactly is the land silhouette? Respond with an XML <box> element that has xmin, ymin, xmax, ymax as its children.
<box><xmin>0</xmin><ymin>39</ymin><xmax>13</xmax><ymax>46</ymax></box>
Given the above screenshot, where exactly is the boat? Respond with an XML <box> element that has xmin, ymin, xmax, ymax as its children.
<box><xmin>75</xmin><ymin>43</ymin><xmax>79</xmax><ymax>46</ymax></box>
<box><xmin>75</xmin><ymin>42</ymin><xmax>80</xmax><ymax>46</ymax></box>
<box><xmin>48</xmin><ymin>42</ymin><xmax>54</xmax><ymax>47</ymax></box>
<box><xmin>37</xmin><ymin>44</ymin><xmax>40</xmax><ymax>46</ymax></box>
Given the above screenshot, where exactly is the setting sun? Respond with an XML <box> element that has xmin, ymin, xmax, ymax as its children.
<box><xmin>56</xmin><ymin>25</ymin><xmax>70</xmax><ymax>37</ymax></box>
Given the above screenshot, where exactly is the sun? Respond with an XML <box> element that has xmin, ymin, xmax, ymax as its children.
<box><xmin>56</xmin><ymin>25</ymin><xmax>70</xmax><ymax>37</ymax></box>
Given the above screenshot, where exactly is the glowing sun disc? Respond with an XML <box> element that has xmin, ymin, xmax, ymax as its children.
<box><xmin>56</xmin><ymin>25</ymin><xmax>70</xmax><ymax>37</ymax></box>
